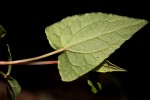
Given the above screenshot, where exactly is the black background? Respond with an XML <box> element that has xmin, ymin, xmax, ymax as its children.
<box><xmin>0</xmin><ymin>0</ymin><xmax>150</xmax><ymax>100</ymax></box>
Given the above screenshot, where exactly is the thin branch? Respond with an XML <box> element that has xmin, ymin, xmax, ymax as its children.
<box><xmin>0</xmin><ymin>48</ymin><xmax>64</xmax><ymax>65</ymax></box>
<box><xmin>18</xmin><ymin>60</ymin><xmax>58</xmax><ymax>65</ymax></box>
<box><xmin>6</xmin><ymin>44</ymin><xmax>12</xmax><ymax>75</ymax></box>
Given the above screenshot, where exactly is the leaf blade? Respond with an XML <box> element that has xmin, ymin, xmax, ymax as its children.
<box><xmin>45</xmin><ymin>12</ymin><xmax>148</xmax><ymax>81</ymax></box>
<box><xmin>87</xmin><ymin>80</ymin><xmax>98</xmax><ymax>93</ymax></box>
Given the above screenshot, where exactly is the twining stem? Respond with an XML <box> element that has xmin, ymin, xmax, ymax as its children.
<box><xmin>6</xmin><ymin>44</ymin><xmax>12</xmax><ymax>75</ymax></box>
<box><xmin>0</xmin><ymin>48</ymin><xmax>64</xmax><ymax>65</ymax></box>
<box><xmin>0</xmin><ymin>71</ymin><xmax>7</xmax><ymax>78</ymax></box>
<box><xmin>7</xmin><ymin>65</ymin><xmax>12</xmax><ymax>75</ymax></box>
<box><xmin>17</xmin><ymin>60</ymin><xmax>58</xmax><ymax>65</ymax></box>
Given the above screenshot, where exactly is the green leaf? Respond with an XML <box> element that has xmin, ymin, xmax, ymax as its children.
<box><xmin>0</xmin><ymin>71</ymin><xmax>21</xmax><ymax>100</ymax></box>
<box><xmin>0</xmin><ymin>25</ymin><xmax>6</xmax><ymax>39</ymax></box>
<box><xmin>87</xmin><ymin>80</ymin><xmax>98</xmax><ymax>93</ymax></box>
<box><xmin>87</xmin><ymin>79</ymin><xmax>102</xmax><ymax>93</ymax></box>
<box><xmin>95</xmin><ymin>60</ymin><xmax>127</xmax><ymax>73</ymax></box>
<box><xmin>97</xmin><ymin>82</ymin><xmax>102</xmax><ymax>91</ymax></box>
<box><xmin>7</xmin><ymin>76</ymin><xmax>21</xmax><ymax>100</ymax></box>
<box><xmin>45</xmin><ymin>12</ymin><xmax>148</xmax><ymax>81</ymax></box>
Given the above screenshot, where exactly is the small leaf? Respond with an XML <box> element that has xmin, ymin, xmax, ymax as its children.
<box><xmin>45</xmin><ymin>12</ymin><xmax>148</xmax><ymax>81</ymax></box>
<box><xmin>95</xmin><ymin>60</ymin><xmax>127</xmax><ymax>73</ymax></box>
<box><xmin>97</xmin><ymin>82</ymin><xmax>102</xmax><ymax>90</ymax></box>
<box><xmin>7</xmin><ymin>76</ymin><xmax>21</xmax><ymax>100</ymax></box>
<box><xmin>0</xmin><ymin>25</ymin><xmax>6</xmax><ymax>39</ymax></box>
<box><xmin>0</xmin><ymin>72</ymin><xmax>21</xmax><ymax>100</ymax></box>
<box><xmin>87</xmin><ymin>80</ymin><xmax>98</xmax><ymax>93</ymax></box>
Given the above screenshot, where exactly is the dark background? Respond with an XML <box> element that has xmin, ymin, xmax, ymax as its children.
<box><xmin>0</xmin><ymin>0</ymin><xmax>149</xmax><ymax>100</ymax></box>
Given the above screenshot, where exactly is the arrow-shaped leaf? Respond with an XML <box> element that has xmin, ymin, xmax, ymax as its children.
<box><xmin>45</xmin><ymin>12</ymin><xmax>148</xmax><ymax>81</ymax></box>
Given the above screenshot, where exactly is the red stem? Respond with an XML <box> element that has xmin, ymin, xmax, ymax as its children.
<box><xmin>24</xmin><ymin>61</ymin><xmax>58</xmax><ymax>65</ymax></box>
<box><xmin>0</xmin><ymin>60</ymin><xmax>58</xmax><ymax>66</ymax></box>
